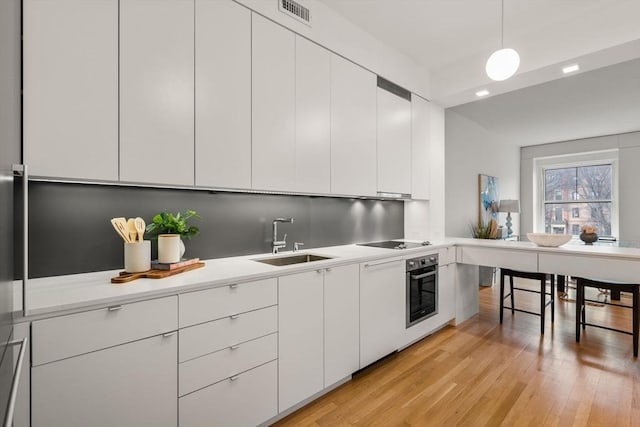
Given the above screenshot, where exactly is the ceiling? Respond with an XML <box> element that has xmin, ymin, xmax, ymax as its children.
<box><xmin>449</xmin><ymin>57</ymin><xmax>640</xmax><ymax>146</ymax></box>
<box><xmin>319</xmin><ymin>0</ymin><xmax>640</xmax><ymax>145</ymax></box>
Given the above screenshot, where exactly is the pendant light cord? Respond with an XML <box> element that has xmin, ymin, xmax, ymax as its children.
<box><xmin>501</xmin><ymin>0</ymin><xmax>504</xmax><ymax>49</ymax></box>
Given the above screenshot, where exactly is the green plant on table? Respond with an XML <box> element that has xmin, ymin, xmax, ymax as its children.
<box><xmin>146</xmin><ymin>210</ymin><xmax>201</xmax><ymax>239</ymax></box>
<box><xmin>470</xmin><ymin>217</ymin><xmax>497</xmax><ymax>239</ymax></box>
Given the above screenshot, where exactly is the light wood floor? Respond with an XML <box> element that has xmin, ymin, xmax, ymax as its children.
<box><xmin>274</xmin><ymin>279</ymin><xmax>640</xmax><ymax>426</ymax></box>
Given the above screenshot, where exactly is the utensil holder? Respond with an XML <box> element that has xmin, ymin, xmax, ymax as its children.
<box><xmin>124</xmin><ymin>240</ymin><xmax>151</xmax><ymax>273</ymax></box>
<box><xmin>158</xmin><ymin>234</ymin><xmax>181</xmax><ymax>263</ymax></box>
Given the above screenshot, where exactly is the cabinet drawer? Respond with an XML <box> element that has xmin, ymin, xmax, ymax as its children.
<box><xmin>438</xmin><ymin>246</ymin><xmax>456</xmax><ymax>266</ymax></box>
<box><xmin>179</xmin><ymin>332</ymin><xmax>277</xmax><ymax>396</ymax></box>
<box><xmin>179</xmin><ymin>360</ymin><xmax>277</xmax><ymax>427</ymax></box>
<box><xmin>180</xmin><ymin>305</ymin><xmax>277</xmax><ymax>363</ymax></box>
<box><xmin>179</xmin><ymin>278</ymin><xmax>277</xmax><ymax>327</ymax></box>
<box><xmin>457</xmin><ymin>246</ymin><xmax>537</xmax><ymax>271</ymax></box>
<box><xmin>32</xmin><ymin>296</ymin><xmax>177</xmax><ymax>366</ymax></box>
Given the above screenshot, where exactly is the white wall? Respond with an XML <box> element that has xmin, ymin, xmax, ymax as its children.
<box><xmin>520</xmin><ymin>131</ymin><xmax>640</xmax><ymax>240</ymax></box>
<box><xmin>444</xmin><ymin>110</ymin><xmax>520</xmax><ymax>238</ymax></box>
<box><xmin>235</xmin><ymin>0</ymin><xmax>430</xmax><ymax>99</ymax></box>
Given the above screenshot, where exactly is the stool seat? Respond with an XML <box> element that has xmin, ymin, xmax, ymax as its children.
<box><xmin>575</xmin><ymin>277</ymin><xmax>640</xmax><ymax>357</ymax></box>
<box><xmin>500</xmin><ymin>268</ymin><xmax>555</xmax><ymax>334</ymax></box>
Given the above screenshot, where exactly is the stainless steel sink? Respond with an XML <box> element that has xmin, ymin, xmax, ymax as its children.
<box><xmin>253</xmin><ymin>254</ymin><xmax>333</xmax><ymax>266</ymax></box>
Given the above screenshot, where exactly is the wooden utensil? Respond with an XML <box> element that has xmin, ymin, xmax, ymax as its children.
<box><xmin>111</xmin><ymin>218</ymin><xmax>130</xmax><ymax>243</ymax></box>
<box><xmin>127</xmin><ymin>218</ymin><xmax>137</xmax><ymax>243</ymax></box>
<box><xmin>134</xmin><ymin>217</ymin><xmax>145</xmax><ymax>242</ymax></box>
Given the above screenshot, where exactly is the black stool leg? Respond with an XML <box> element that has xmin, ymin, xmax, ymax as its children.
<box><xmin>581</xmin><ymin>284</ymin><xmax>587</xmax><ymax>329</ymax></box>
<box><xmin>509</xmin><ymin>274</ymin><xmax>515</xmax><ymax>315</ymax></box>
<box><xmin>557</xmin><ymin>275</ymin><xmax>566</xmax><ymax>293</ymax></box>
<box><xmin>576</xmin><ymin>280</ymin><xmax>582</xmax><ymax>343</ymax></box>
<box><xmin>550</xmin><ymin>274</ymin><xmax>555</xmax><ymax>323</ymax></box>
<box><xmin>499</xmin><ymin>269</ymin><xmax>505</xmax><ymax>324</ymax></box>
<box><xmin>611</xmin><ymin>289</ymin><xmax>621</xmax><ymax>300</ymax></box>
<box><xmin>633</xmin><ymin>287</ymin><xmax>639</xmax><ymax>358</ymax></box>
<box><xmin>540</xmin><ymin>275</ymin><xmax>545</xmax><ymax>334</ymax></box>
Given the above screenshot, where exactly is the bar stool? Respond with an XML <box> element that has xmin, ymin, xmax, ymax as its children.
<box><xmin>500</xmin><ymin>268</ymin><xmax>555</xmax><ymax>334</ymax></box>
<box><xmin>575</xmin><ymin>277</ymin><xmax>640</xmax><ymax>357</ymax></box>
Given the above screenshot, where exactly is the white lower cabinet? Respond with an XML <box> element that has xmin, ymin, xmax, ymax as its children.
<box><xmin>178</xmin><ymin>280</ymin><xmax>279</xmax><ymax>426</ymax></box>
<box><xmin>438</xmin><ymin>263</ymin><xmax>456</xmax><ymax>323</ymax></box>
<box><xmin>324</xmin><ymin>264</ymin><xmax>360</xmax><ymax>386</ymax></box>
<box><xmin>32</xmin><ymin>333</ymin><xmax>177</xmax><ymax>427</ymax></box>
<box><xmin>359</xmin><ymin>259</ymin><xmax>405</xmax><ymax>368</ymax></box>
<box><xmin>179</xmin><ymin>360</ymin><xmax>277</xmax><ymax>427</ymax></box>
<box><xmin>278</xmin><ymin>270</ymin><xmax>325</xmax><ymax>412</ymax></box>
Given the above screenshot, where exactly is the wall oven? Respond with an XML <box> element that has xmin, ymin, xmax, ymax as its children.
<box><xmin>406</xmin><ymin>254</ymin><xmax>438</xmax><ymax>327</ymax></box>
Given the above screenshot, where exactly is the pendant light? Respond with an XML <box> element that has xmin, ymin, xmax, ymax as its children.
<box><xmin>486</xmin><ymin>0</ymin><xmax>520</xmax><ymax>81</ymax></box>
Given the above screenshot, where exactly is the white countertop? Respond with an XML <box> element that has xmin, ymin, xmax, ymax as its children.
<box><xmin>453</xmin><ymin>237</ymin><xmax>640</xmax><ymax>259</ymax></box>
<box><xmin>17</xmin><ymin>237</ymin><xmax>640</xmax><ymax>320</ymax></box>
<box><xmin>17</xmin><ymin>240</ymin><xmax>450</xmax><ymax>319</ymax></box>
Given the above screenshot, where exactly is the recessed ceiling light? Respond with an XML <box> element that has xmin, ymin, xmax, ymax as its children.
<box><xmin>562</xmin><ymin>64</ymin><xmax>580</xmax><ymax>74</ymax></box>
<box><xmin>476</xmin><ymin>90</ymin><xmax>490</xmax><ymax>97</ymax></box>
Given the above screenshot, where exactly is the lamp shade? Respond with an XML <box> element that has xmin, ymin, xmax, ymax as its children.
<box><xmin>485</xmin><ymin>48</ymin><xmax>520</xmax><ymax>81</ymax></box>
<box><xmin>498</xmin><ymin>199</ymin><xmax>520</xmax><ymax>213</ymax></box>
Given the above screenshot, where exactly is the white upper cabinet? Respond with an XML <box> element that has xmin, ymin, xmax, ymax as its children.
<box><xmin>295</xmin><ymin>36</ymin><xmax>331</xmax><ymax>194</ymax></box>
<box><xmin>195</xmin><ymin>0</ymin><xmax>251</xmax><ymax>189</ymax></box>
<box><xmin>120</xmin><ymin>0</ymin><xmax>194</xmax><ymax>186</ymax></box>
<box><xmin>252</xmin><ymin>14</ymin><xmax>296</xmax><ymax>191</ymax></box>
<box><xmin>411</xmin><ymin>95</ymin><xmax>431</xmax><ymax>200</ymax></box>
<box><xmin>330</xmin><ymin>55</ymin><xmax>377</xmax><ymax>197</ymax></box>
<box><xmin>23</xmin><ymin>0</ymin><xmax>118</xmax><ymax>181</ymax></box>
<box><xmin>377</xmin><ymin>85</ymin><xmax>412</xmax><ymax>195</ymax></box>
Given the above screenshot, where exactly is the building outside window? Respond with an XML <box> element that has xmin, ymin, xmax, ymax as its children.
<box><xmin>543</xmin><ymin>164</ymin><xmax>614</xmax><ymax>236</ymax></box>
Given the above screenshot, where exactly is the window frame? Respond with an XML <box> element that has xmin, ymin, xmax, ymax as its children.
<box><xmin>534</xmin><ymin>150</ymin><xmax>619</xmax><ymax>238</ymax></box>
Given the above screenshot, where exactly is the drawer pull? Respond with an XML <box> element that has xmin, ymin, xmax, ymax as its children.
<box><xmin>229</xmin><ymin>375</ymin><xmax>240</xmax><ymax>381</ymax></box>
<box><xmin>229</xmin><ymin>314</ymin><xmax>240</xmax><ymax>320</ymax></box>
<box><xmin>325</xmin><ymin>268</ymin><xmax>332</xmax><ymax>272</ymax></box>
<box><xmin>229</xmin><ymin>284</ymin><xmax>239</xmax><ymax>289</ymax></box>
<box><xmin>229</xmin><ymin>344</ymin><xmax>240</xmax><ymax>350</ymax></box>
<box><xmin>107</xmin><ymin>305</ymin><xmax>122</xmax><ymax>312</ymax></box>
<box><xmin>316</xmin><ymin>269</ymin><xmax>323</xmax><ymax>274</ymax></box>
<box><xmin>364</xmin><ymin>259</ymin><xmax>399</xmax><ymax>268</ymax></box>
<box><xmin>162</xmin><ymin>331</ymin><xmax>177</xmax><ymax>338</ymax></box>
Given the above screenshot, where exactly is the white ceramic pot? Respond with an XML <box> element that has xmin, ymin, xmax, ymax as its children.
<box><xmin>124</xmin><ymin>240</ymin><xmax>151</xmax><ymax>273</ymax></box>
<box><xmin>158</xmin><ymin>234</ymin><xmax>181</xmax><ymax>263</ymax></box>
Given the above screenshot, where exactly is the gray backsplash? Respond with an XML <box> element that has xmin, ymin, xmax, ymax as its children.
<box><xmin>26</xmin><ymin>182</ymin><xmax>404</xmax><ymax>278</ymax></box>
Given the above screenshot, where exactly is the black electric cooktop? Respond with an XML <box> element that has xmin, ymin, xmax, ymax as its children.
<box><xmin>357</xmin><ymin>240</ymin><xmax>431</xmax><ymax>250</ymax></box>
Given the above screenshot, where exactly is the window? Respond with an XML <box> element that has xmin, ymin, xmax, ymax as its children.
<box><xmin>543</xmin><ymin>164</ymin><xmax>613</xmax><ymax>236</ymax></box>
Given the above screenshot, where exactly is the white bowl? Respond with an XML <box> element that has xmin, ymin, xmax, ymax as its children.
<box><xmin>526</xmin><ymin>233</ymin><xmax>572</xmax><ymax>247</ymax></box>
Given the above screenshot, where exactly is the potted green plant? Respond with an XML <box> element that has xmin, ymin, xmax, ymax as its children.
<box><xmin>470</xmin><ymin>218</ymin><xmax>495</xmax><ymax>239</ymax></box>
<box><xmin>470</xmin><ymin>218</ymin><xmax>498</xmax><ymax>286</ymax></box>
<box><xmin>146</xmin><ymin>210</ymin><xmax>200</xmax><ymax>263</ymax></box>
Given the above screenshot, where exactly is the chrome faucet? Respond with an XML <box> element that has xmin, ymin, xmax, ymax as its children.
<box><xmin>272</xmin><ymin>217</ymin><xmax>294</xmax><ymax>254</ymax></box>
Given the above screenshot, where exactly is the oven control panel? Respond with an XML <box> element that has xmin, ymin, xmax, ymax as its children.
<box><xmin>406</xmin><ymin>255</ymin><xmax>438</xmax><ymax>272</ymax></box>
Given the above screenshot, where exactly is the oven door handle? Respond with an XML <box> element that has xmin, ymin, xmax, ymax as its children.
<box><xmin>410</xmin><ymin>270</ymin><xmax>437</xmax><ymax>280</ymax></box>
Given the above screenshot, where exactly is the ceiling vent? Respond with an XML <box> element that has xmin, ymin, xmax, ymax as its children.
<box><xmin>279</xmin><ymin>0</ymin><xmax>311</xmax><ymax>26</ymax></box>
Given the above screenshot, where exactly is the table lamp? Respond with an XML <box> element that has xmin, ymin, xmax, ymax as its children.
<box><xmin>499</xmin><ymin>199</ymin><xmax>520</xmax><ymax>237</ymax></box>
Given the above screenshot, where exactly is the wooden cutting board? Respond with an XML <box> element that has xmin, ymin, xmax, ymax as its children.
<box><xmin>111</xmin><ymin>262</ymin><xmax>205</xmax><ymax>284</ymax></box>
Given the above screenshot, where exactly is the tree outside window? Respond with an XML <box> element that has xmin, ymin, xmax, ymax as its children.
<box><xmin>544</xmin><ymin>164</ymin><xmax>612</xmax><ymax>236</ymax></box>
